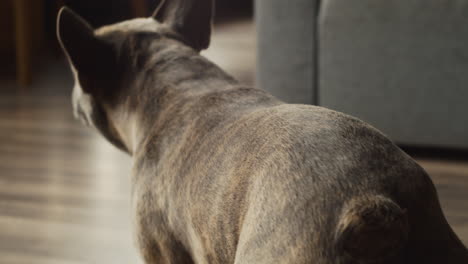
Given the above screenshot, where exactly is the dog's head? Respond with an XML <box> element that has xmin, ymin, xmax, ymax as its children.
<box><xmin>56</xmin><ymin>0</ymin><xmax>214</xmax><ymax>152</ymax></box>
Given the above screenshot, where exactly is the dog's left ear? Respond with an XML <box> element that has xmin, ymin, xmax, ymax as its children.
<box><xmin>57</xmin><ymin>7</ymin><xmax>115</xmax><ymax>89</ymax></box>
<box><xmin>153</xmin><ymin>0</ymin><xmax>214</xmax><ymax>51</ymax></box>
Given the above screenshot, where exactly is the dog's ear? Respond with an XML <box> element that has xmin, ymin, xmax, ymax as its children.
<box><xmin>153</xmin><ymin>0</ymin><xmax>213</xmax><ymax>51</ymax></box>
<box><xmin>57</xmin><ymin>7</ymin><xmax>115</xmax><ymax>85</ymax></box>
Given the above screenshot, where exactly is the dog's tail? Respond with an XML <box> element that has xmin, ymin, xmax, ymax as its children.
<box><xmin>334</xmin><ymin>195</ymin><xmax>409</xmax><ymax>261</ymax></box>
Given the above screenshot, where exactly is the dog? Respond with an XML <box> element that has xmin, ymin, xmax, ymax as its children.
<box><xmin>56</xmin><ymin>0</ymin><xmax>468</xmax><ymax>263</ymax></box>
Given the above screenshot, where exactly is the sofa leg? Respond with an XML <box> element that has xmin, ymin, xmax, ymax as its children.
<box><xmin>13</xmin><ymin>0</ymin><xmax>32</xmax><ymax>87</ymax></box>
<box><xmin>131</xmin><ymin>0</ymin><xmax>149</xmax><ymax>18</ymax></box>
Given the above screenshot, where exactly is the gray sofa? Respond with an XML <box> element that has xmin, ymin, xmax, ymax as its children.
<box><xmin>256</xmin><ymin>0</ymin><xmax>468</xmax><ymax>149</ymax></box>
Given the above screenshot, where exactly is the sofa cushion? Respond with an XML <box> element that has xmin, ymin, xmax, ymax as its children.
<box><xmin>319</xmin><ymin>0</ymin><xmax>468</xmax><ymax>147</ymax></box>
<box><xmin>256</xmin><ymin>0</ymin><xmax>319</xmax><ymax>104</ymax></box>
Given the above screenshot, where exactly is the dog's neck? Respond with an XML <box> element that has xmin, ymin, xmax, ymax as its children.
<box><xmin>106</xmin><ymin>37</ymin><xmax>241</xmax><ymax>155</ymax></box>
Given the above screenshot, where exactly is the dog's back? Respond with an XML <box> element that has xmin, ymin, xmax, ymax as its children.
<box><xmin>134</xmin><ymin>99</ymin><xmax>464</xmax><ymax>263</ymax></box>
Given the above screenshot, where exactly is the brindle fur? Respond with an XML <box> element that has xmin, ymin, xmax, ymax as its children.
<box><xmin>56</xmin><ymin>1</ymin><xmax>468</xmax><ymax>263</ymax></box>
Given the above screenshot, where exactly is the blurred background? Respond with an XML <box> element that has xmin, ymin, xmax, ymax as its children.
<box><xmin>0</xmin><ymin>0</ymin><xmax>466</xmax><ymax>263</ymax></box>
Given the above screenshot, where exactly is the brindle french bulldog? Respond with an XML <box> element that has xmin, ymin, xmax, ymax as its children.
<box><xmin>56</xmin><ymin>0</ymin><xmax>468</xmax><ymax>263</ymax></box>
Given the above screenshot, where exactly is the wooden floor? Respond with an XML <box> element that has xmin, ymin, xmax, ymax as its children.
<box><xmin>0</xmin><ymin>19</ymin><xmax>467</xmax><ymax>264</ymax></box>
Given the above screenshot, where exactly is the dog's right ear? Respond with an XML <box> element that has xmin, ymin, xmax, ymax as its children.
<box><xmin>152</xmin><ymin>0</ymin><xmax>213</xmax><ymax>51</ymax></box>
<box><xmin>57</xmin><ymin>7</ymin><xmax>114</xmax><ymax>82</ymax></box>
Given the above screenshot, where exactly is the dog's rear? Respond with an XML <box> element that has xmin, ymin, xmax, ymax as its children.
<box><xmin>56</xmin><ymin>0</ymin><xmax>468</xmax><ymax>263</ymax></box>
<box><xmin>208</xmin><ymin>105</ymin><xmax>467</xmax><ymax>264</ymax></box>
